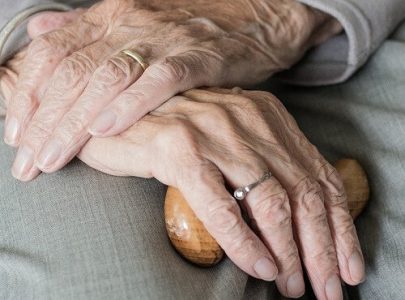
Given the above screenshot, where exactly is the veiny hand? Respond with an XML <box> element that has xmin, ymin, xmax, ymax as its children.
<box><xmin>3</xmin><ymin>0</ymin><xmax>342</xmax><ymax>181</ymax></box>
<box><xmin>0</xmin><ymin>57</ymin><xmax>364</xmax><ymax>298</ymax></box>
<box><xmin>79</xmin><ymin>88</ymin><xmax>365</xmax><ymax>299</ymax></box>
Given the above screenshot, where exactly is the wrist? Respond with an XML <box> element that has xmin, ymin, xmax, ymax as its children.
<box><xmin>158</xmin><ymin>0</ymin><xmax>342</xmax><ymax>72</ymax></box>
<box><xmin>303</xmin><ymin>4</ymin><xmax>343</xmax><ymax>48</ymax></box>
<box><xmin>241</xmin><ymin>0</ymin><xmax>343</xmax><ymax>69</ymax></box>
<box><xmin>144</xmin><ymin>0</ymin><xmax>342</xmax><ymax>72</ymax></box>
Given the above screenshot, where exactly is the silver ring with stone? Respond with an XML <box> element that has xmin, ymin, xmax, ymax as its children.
<box><xmin>233</xmin><ymin>171</ymin><xmax>273</xmax><ymax>201</ymax></box>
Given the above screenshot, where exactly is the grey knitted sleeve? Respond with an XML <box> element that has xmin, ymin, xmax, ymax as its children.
<box><xmin>278</xmin><ymin>0</ymin><xmax>405</xmax><ymax>85</ymax></box>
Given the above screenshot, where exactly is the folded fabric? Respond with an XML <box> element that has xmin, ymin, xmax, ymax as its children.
<box><xmin>280</xmin><ymin>0</ymin><xmax>405</xmax><ymax>85</ymax></box>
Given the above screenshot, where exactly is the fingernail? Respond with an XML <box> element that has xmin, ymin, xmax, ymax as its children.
<box><xmin>37</xmin><ymin>139</ymin><xmax>62</xmax><ymax>169</ymax></box>
<box><xmin>348</xmin><ymin>251</ymin><xmax>365</xmax><ymax>283</ymax></box>
<box><xmin>287</xmin><ymin>272</ymin><xmax>305</xmax><ymax>298</ymax></box>
<box><xmin>12</xmin><ymin>146</ymin><xmax>34</xmax><ymax>179</ymax></box>
<box><xmin>253</xmin><ymin>257</ymin><xmax>278</xmax><ymax>281</ymax></box>
<box><xmin>4</xmin><ymin>117</ymin><xmax>20</xmax><ymax>145</ymax></box>
<box><xmin>325</xmin><ymin>274</ymin><xmax>343</xmax><ymax>300</ymax></box>
<box><xmin>88</xmin><ymin>111</ymin><xmax>117</xmax><ymax>136</ymax></box>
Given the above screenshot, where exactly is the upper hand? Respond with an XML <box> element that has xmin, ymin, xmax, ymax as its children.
<box><xmin>3</xmin><ymin>0</ymin><xmax>342</xmax><ymax>181</ymax></box>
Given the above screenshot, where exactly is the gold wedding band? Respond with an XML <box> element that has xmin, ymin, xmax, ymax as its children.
<box><xmin>121</xmin><ymin>49</ymin><xmax>148</xmax><ymax>71</ymax></box>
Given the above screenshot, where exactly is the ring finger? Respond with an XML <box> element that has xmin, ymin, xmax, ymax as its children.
<box><xmin>209</xmin><ymin>151</ymin><xmax>305</xmax><ymax>298</ymax></box>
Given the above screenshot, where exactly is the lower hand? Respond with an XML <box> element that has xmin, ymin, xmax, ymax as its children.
<box><xmin>77</xmin><ymin>88</ymin><xmax>365</xmax><ymax>299</ymax></box>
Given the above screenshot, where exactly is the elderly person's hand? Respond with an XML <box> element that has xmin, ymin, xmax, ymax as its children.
<box><xmin>1</xmin><ymin>53</ymin><xmax>364</xmax><ymax>298</ymax></box>
<box><xmin>79</xmin><ymin>88</ymin><xmax>365</xmax><ymax>300</ymax></box>
<box><xmin>3</xmin><ymin>0</ymin><xmax>342</xmax><ymax>181</ymax></box>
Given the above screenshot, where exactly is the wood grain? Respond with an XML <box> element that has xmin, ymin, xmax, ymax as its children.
<box><xmin>165</xmin><ymin>187</ymin><xmax>224</xmax><ymax>267</ymax></box>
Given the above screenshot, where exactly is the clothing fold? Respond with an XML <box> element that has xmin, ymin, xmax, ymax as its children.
<box><xmin>280</xmin><ymin>0</ymin><xmax>405</xmax><ymax>85</ymax></box>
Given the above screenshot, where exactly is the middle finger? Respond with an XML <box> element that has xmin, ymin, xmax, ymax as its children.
<box><xmin>208</xmin><ymin>150</ymin><xmax>305</xmax><ymax>298</ymax></box>
<box><xmin>254</xmin><ymin>141</ymin><xmax>342</xmax><ymax>299</ymax></box>
<box><xmin>270</xmin><ymin>158</ymin><xmax>343</xmax><ymax>300</ymax></box>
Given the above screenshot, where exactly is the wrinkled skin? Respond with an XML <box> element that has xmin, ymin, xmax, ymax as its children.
<box><xmin>0</xmin><ymin>4</ymin><xmax>359</xmax><ymax>299</ymax></box>
<box><xmin>80</xmin><ymin>88</ymin><xmax>365</xmax><ymax>300</ymax></box>
<box><xmin>3</xmin><ymin>0</ymin><xmax>342</xmax><ymax>182</ymax></box>
<box><xmin>1</xmin><ymin>51</ymin><xmax>363</xmax><ymax>300</ymax></box>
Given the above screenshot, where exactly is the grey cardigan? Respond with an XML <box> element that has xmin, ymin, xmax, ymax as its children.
<box><xmin>0</xmin><ymin>0</ymin><xmax>405</xmax><ymax>86</ymax></box>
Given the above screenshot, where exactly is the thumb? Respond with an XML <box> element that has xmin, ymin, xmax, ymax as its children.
<box><xmin>27</xmin><ymin>9</ymin><xmax>85</xmax><ymax>38</ymax></box>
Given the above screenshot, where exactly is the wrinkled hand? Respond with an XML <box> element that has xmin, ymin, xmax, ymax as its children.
<box><xmin>3</xmin><ymin>0</ymin><xmax>342</xmax><ymax>181</ymax></box>
<box><xmin>1</xmin><ymin>57</ymin><xmax>364</xmax><ymax>297</ymax></box>
<box><xmin>80</xmin><ymin>88</ymin><xmax>364</xmax><ymax>299</ymax></box>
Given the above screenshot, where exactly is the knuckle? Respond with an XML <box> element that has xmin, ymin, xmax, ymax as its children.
<box><xmin>292</xmin><ymin>177</ymin><xmax>327</xmax><ymax>222</ymax></box>
<box><xmin>152</xmin><ymin>57</ymin><xmax>188</xmax><ymax>84</ymax></box>
<box><xmin>176</xmin><ymin>159</ymin><xmax>219</xmax><ymax>190</ymax></box>
<box><xmin>114</xmin><ymin>89</ymin><xmax>147</xmax><ymax>115</ymax></box>
<box><xmin>27</xmin><ymin>119</ymin><xmax>53</xmax><ymax>140</ymax></box>
<box><xmin>328</xmin><ymin>193</ymin><xmax>347</xmax><ymax>210</ymax></box>
<box><xmin>304</xmin><ymin>243</ymin><xmax>337</xmax><ymax>266</ymax></box>
<box><xmin>54</xmin><ymin>52</ymin><xmax>96</xmax><ymax>88</ymax></box>
<box><xmin>229</xmin><ymin>234</ymin><xmax>259</xmax><ymax>260</ymax></box>
<box><xmin>77</xmin><ymin>10</ymin><xmax>104</xmax><ymax>26</ymax></box>
<box><xmin>29</xmin><ymin>35</ymin><xmax>57</xmax><ymax>57</ymax></box>
<box><xmin>29</xmin><ymin>31</ymin><xmax>72</xmax><ymax>60</ymax></box>
<box><xmin>13</xmin><ymin>91</ymin><xmax>36</xmax><ymax>112</ymax></box>
<box><xmin>205</xmin><ymin>201</ymin><xmax>242</xmax><ymax>236</ymax></box>
<box><xmin>172</xmin><ymin>121</ymin><xmax>197</xmax><ymax>146</ymax></box>
<box><xmin>160</xmin><ymin>119</ymin><xmax>197</xmax><ymax>149</ymax></box>
<box><xmin>225</xmin><ymin>95</ymin><xmax>279</xmax><ymax>142</ymax></box>
<box><xmin>333</xmin><ymin>217</ymin><xmax>356</xmax><ymax>240</ymax></box>
<box><xmin>70</xmin><ymin>99</ymin><xmax>97</xmax><ymax>123</ymax></box>
<box><xmin>234</xmin><ymin>95</ymin><xmax>260</xmax><ymax>111</ymax></box>
<box><xmin>275</xmin><ymin>244</ymin><xmax>301</xmax><ymax>273</ymax></box>
<box><xmin>254</xmin><ymin>191</ymin><xmax>292</xmax><ymax>230</ymax></box>
<box><xmin>319</xmin><ymin>163</ymin><xmax>347</xmax><ymax>204</ymax></box>
<box><xmin>58</xmin><ymin>114</ymin><xmax>88</xmax><ymax>141</ymax></box>
<box><xmin>154</xmin><ymin>120</ymin><xmax>202</xmax><ymax>171</ymax></box>
<box><xmin>202</xmin><ymin>103</ymin><xmax>229</xmax><ymax>123</ymax></box>
<box><xmin>227</xmin><ymin>93</ymin><xmax>263</xmax><ymax>117</ymax></box>
<box><xmin>310</xmin><ymin>207</ymin><xmax>328</xmax><ymax>228</ymax></box>
<box><xmin>94</xmin><ymin>57</ymin><xmax>133</xmax><ymax>86</ymax></box>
